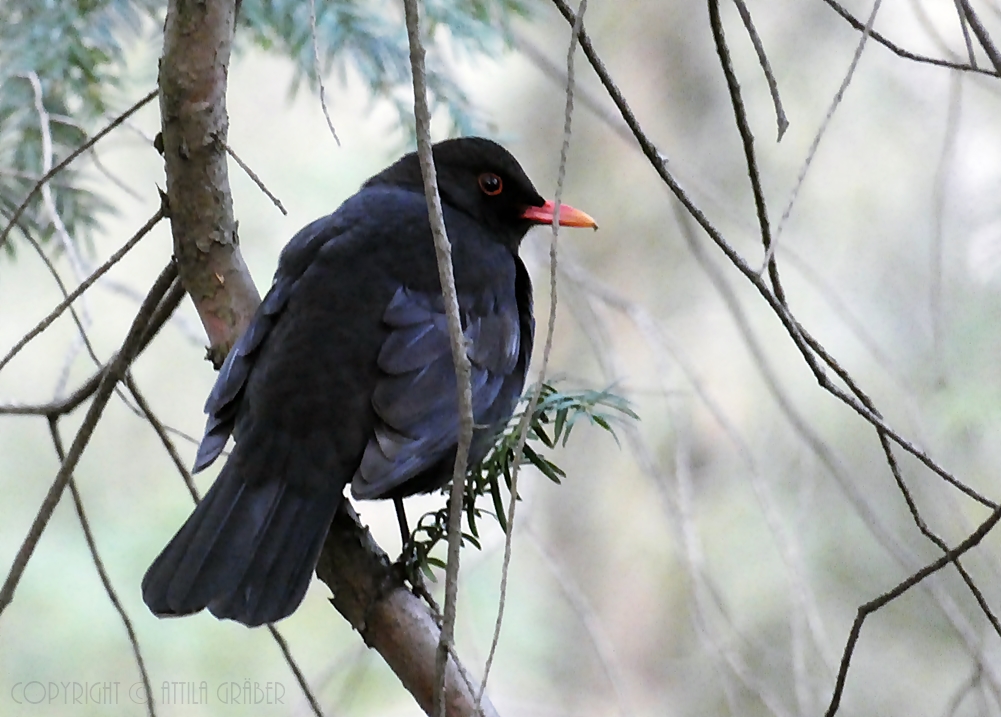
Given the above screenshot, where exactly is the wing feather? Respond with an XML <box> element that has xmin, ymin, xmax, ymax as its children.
<box><xmin>352</xmin><ymin>285</ymin><xmax>523</xmax><ymax>499</ymax></box>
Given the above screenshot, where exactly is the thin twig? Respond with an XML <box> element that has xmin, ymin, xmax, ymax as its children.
<box><xmin>0</xmin><ymin>208</ymin><xmax>165</xmax><ymax>373</ymax></box>
<box><xmin>512</xmin><ymin>33</ymin><xmax>634</xmax><ymax>145</ymax></box>
<box><xmin>24</xmin><ymin>72</ymin><xmax>89</xmax><ymax>285</ymax></box>
<box><xmin>267</xmin><ymin>626</ymin><xmax>325</xmax><ymax>717</ymax></box>
<box><xmin>11</xmin><ymin>229</ymin><xmax>99</xmax><ymax>374</ymax></box>
<box><xmin>0</xmin><ymin>278</ymin><xmax>186</xmax><ymax>418</ymax></box>
<box><xmin>124</xmin><ymin>376</ymin><xmax>200</xmax><ymax>502</ymax></box>
<box><xmin>0</xmin><ymin>261</ymin><xmax>178</xmax><ymax>615</ymax></box>
<box><xmin>0</xmin><ymin>89</ymin><xmax>158</xmax><ymax>252</ymax></box>
<box><xmin>955</xmin><ymin>0</ymin><xmax>1001</xmax><ymax>74</ymax></box>
<box><xmin>730</xmin><ymin>0</ymin><xmax>789</xmax><ymax>140</ymax></box>
<box><xmin>824</xmin><ymin>503</ymin><xmax>1001</xmax><ymax>717</ymax></box>
<box><xmin>48</xmin><ymin>419</ymin><xmax>157</xmax><ymax>717</ymax></box>
<box><xmin>225</xmin><ymin>144</ymin><xmax>288</xmax><ymax>215</ymax></box>
<box><xmin>818</xmin><ymin>0</ymin><xmax>997</xmax><ymax>76</ymax></box>
<box><xmin>708</xmin><ymin>0</ymin><xmax>786</xmax><ymax>305</ymax></box>
<box><xmin>478</xmin><ymin>3</ymin><xmax>586</xmax><ymax>707</ymax></box>
<box><xmin>768</xmin><ymin>0</ymin><xmax>883</xmax><ymax>261</ymax></box>
<box><xmin>309</xmin><ymin>0</ymin><xmax>341</xmax><ymax>145</ymax></box>
<box><xmin>951</xmin><ymin>0</ymin><xmax>979</xmax><ymax>68</ymax></box>
<box><xmin>401</xmin><ymin>2</ymin><xmax>474</xmax><ymax>714</ymax></box>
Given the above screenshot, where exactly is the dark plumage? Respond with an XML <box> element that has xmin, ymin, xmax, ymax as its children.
<box><xmin>142</xmin><ymin>137</ymin><xmax>596</xmax><ymax>626</ymax></box>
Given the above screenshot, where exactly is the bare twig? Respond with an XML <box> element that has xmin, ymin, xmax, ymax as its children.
<box><xmin>225</xmin><ymin>144</ymin><xmax>288</xmax><ymax>215</ymax></box>
<box><xmin>730</xmin><ymin>0</ymin><xmax>789</xmax><ymax>140</ymax></box>
<box><xmin>400</xmin><ymin>2</ymin><xmax>474</xmax><ymax>714</ymax></box>
<box><xmin>824</xmin><ymin>503</ymin><xmax>1001</xmax><ymax>717</ymax></box>
<box><xmin>818</xmin><ymin>0</ymin><xmax>998</xmax><ymax>76</ymax></box>
<box><xmin>308</xmin><ymin>0</ymin><xmax>341</xmax><ymax>146</ymax></box>
<box><xmin>0</xmin><ymin>208</ymin><xmax>165</xmax><ymax>373</ymax></box>
<box><xmin>0</xmin><ymin>278</ymin><xmax>186</xmax><ymax>418</ymax></box>
<box><xmin>478</xmin><ymin>3</ymin><xmax>587</xmax><ymax>706</ymax></box>
<box><xmin>267</xmin><ymin>626</ymin><xmax>325</xmax><ymax>717</ymax></box>
<box><xmin>769</xmin><ymin>0</ymin><xmax>883</xmax><ymax>260</ymax></box>
<box><xmin>48</xmin><ymin>419</ymin><xmax>156</xmax><ymax>717</ymax></box>
<box><xmin>951</xmin><ymin>0</ymin><xmax>979</xmax><ymax>68</ymax></box>
<box><xmin>0</xmin><ymin>89</ymin><xmax>158</xmax><ymax>253</ymax></box>
<box><xmin>12</xmin><ymin>230</ymin><xmax>99</xmax><ymax>374</ymax></box>
<box><xmin>708</xmin><ymin>0</ymin><xmax>785</xmax><ymax>305</ymax></box>
<box><xmin>0</xmin><ymin>261</ymin><xmax>179</xmax><ymax>615</ymax></box>
<box><xmin>955</xmin><ymin>0</ymin><xmax>1001</xmax><ymax>74</ymax></box>
<box><xmin>124</xmin><ymin>376</ymin><xmax>200</xmax><ymax>503</ymax></box>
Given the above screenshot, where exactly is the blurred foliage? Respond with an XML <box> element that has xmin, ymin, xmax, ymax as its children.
<box><xmin>237</xmin><ymin>0</ymin><xmax>530</xmax><ymax>140</ymax></box>
<box><xmin>409</xmin><ymin>382</ymin><xmax>638</xmax><ymax>579</ymax></box>
<box><xmin>1</xmin><ymin>0</ymin><xmax>529</xmax><ymax>260</ymax></box>
<box><xmin>0</xmin><ymin>0</ymin><xmax>154</xmax><ymax>258</ymax></box>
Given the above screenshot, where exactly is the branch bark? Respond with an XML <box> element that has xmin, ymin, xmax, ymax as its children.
<box><xmin>159</xmin><ymin>0</ymin><xmax>260</xmax><ymax>366</ymax></box>
<box><xmin>317</xmin><ymin>505</ymin><xmax>499</xmax><ymax>717</ymax></box>
<box><xmin>158</xmin><ymin>1</ymin><xmax>496</xmax><ymax>714</ymax></box>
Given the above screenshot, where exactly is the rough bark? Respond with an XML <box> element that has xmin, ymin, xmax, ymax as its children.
<box><xmin>159</xmin><ymin>0</ymin><xmax>260</xmax><ymax>367</ymax></box>
<box><xmin>317</xmin><ymin>504</ymin><xmax>500</xmax><ymax>717</ymax></box>
<box><xmin>157</xmin><ymin>2</ymin><xmax>498</xmax><ymax>714</ymax></box>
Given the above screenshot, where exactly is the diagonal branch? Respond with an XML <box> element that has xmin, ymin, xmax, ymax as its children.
<box><xmin>0</xmin><ymin>261</ymin><xmax>180</xmax><ymax>615</ymax></box>
<box><xmin>549</xmin><ymin>0</ymin><xmax>996</xmax><ymax>514</ymax></box>
<box><xmin>708</xmin><ymin>0</ymin><xmax>785</xmax><ymax>304</ymax></box>
<box><xmin>818</xmin><ymin>0</ymin><xmax>998</xmax><ymax>76</ymax></box>
<box><xmin>0</xmin><ymin>89</ymin><xmax>158</xmax><ymax>253</ymax></box>
<box><xmin>48</xmin><ymin>419</ymin><xmax>156</xmax><ymax>717</ymax></box>
<box><xmin>824</xmin><ymin>503</ymin><xmax>1001</xmax><ymax>717</ymax></box>
<box><xmin>954</xmin><ymin>0</ymin><xmax>1001</xmax><ymax>74</ymax></box>
<box><xmin>0</xmin><ymin>207</ymin><xmax>165</xmax><ymax>373</ymax></box>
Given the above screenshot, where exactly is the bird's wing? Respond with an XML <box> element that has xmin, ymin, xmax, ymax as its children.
<box><xmin>191</xmin><ymin>213</ymin><xmax>348</xmax><ymax>473</ymax></box>
<box><xmin>351</xmin><ymin>284</ymin><xmax>524</xmax><ymax>499</ymax></box>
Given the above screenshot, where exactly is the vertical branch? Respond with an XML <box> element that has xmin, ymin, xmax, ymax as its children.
<box><xmin>772</xmin><ymin>0</ymin><xmax>883</xmax><ymax>247</ymax></box>
<box><xmin>955</xmin><ymin>0</ymin><xmax>1001</xmax><ymax>73</ymax></box>
<box><xmin>477</xmin><ymin>0</ymin><xmax>586</xmax><ymax>706</ymax></box>
<box><xmin>159</xmin><ymin>0</ymin><xmax>260</xmax><ymax>365</ymax></box>
<box><xmin>707</xmin><ymin>0</ymin><xmax>785</xmax><ymax>304</ymax></box>
<box><xmin>400</xmin><ymin>2</ymin><xmax>474</xmax><ymax>714</ymax></box>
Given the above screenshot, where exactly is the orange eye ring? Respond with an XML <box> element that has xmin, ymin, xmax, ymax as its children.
<box><xmin>478</xmin><ymin>172</ymin><xmax>503</xmax><ymax>196</ymax></box>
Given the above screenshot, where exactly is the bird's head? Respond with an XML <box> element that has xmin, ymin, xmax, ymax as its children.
<box><xmin>366</xmin><ymin>137</ymin><xmax>596</xmax><ymax>249</ymax></box>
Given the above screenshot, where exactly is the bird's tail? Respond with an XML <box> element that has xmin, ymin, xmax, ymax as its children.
<box><xmin>141</xmin><ymin>436</ymin><xmax>343</xmax><ymax>627</ymax></box>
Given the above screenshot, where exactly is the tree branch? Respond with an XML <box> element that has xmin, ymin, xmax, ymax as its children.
<box><xmin>316</xmin><ymin>504</ymin><xmax>499</xmax><ymax>717</ymax></box>
<box><xmin>154</xmin><ymin>2</ymin><xmax>497</xmax><ymax>713</ymax></box>
<box><xmin>159</xmin><ymin>0</ymin><xmax>259</xmax><ymax>366</ymax></box>
<box><xmin>0</xmin><ymin>261</ymin><xmax>179</xmax><ymax>614</ymax></box>
<box><xmin>400</xmin><ymin>2</ymin><xmax>475</xmax><ymax>715</ymax></box>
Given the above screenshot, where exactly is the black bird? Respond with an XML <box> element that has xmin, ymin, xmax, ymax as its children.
<box><xmin>142</xmin><ymin>137</ymin><xmax>596</xmax><ymax>626</ymax></box>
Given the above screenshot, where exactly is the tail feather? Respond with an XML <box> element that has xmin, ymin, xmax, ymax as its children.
<box><xmin>142</xmin><ymin>433</ymin><xmax>343</xmax><ymax>626</ymax></box>
<box><xmin>208</xmin><ymin>489</ymin><xmax>336</xmax><ymax>625</ymax></box>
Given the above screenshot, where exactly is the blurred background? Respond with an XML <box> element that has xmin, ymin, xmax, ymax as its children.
<box><xmin>4</xmin><ymin>1</ymin><xmax>1001</xmax><ymax>715</ymax></box>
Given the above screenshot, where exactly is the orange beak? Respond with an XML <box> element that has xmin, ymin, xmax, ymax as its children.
<box><xmin>521</xmin><ymin>200</ymin><xmax>598</xmax><ymax>229</ymax></box>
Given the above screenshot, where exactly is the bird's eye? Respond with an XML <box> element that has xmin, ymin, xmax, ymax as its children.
<box><xmin>478</xmin><ymin>173</ymin><xmax>503</xmax><ymax>196</ymax></box>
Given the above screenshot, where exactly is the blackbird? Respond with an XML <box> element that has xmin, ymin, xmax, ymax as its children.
<box><xmin>142</xmin><ymin>137</ymin><xmax>596</xmax><ymax>626</ymax></box>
